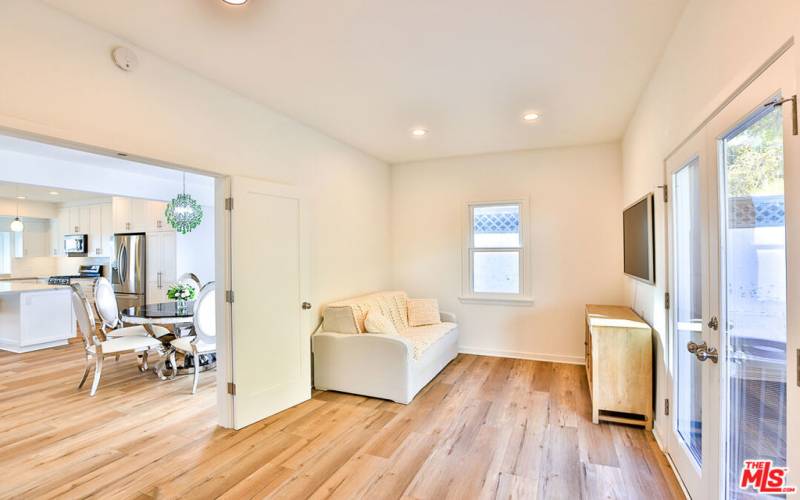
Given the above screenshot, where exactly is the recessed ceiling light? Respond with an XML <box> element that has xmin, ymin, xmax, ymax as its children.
<box><xmin>16</xmin><ymin>196</ymin><xmax>26</xmax><ymax>200</ymax></box>
<box><xmin>410</xmin><ymin>128</ymin><xmax>428</xmax><ymax>138</ymax></box>
<box><xmin>523</xmin><ymin>112</ymin><xmax>540</xmax><ymax>122</ymax></box>
<box><xmin>49</xmin><ymin>191</ymin><xmax>59</xmax><ymax>196</ymax></box>
<box><xmin>222</xmin><ymin>0</ymin><xmax>247</xmax><ymax>4</ymax></box>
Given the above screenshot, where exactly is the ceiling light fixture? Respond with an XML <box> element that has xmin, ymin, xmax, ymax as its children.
<box><xmin>222</xmin><ymin>0</ymin><xmax>247</xmax><ymax>5</ymax></box>
<box><xmin>49</xmin><ymin>191</ymin><xmax>59</xmax><ymax>196</ymax></box>
<box><xmin>523</xmin><ymin>112</ymin><xmax>540</xmax><ymax>122</ymax></box>
<box><xmin>410</xmin><ymin>128</ymin><xmax>428</xmax><ymax>138</ymax></box>
<box><xmin>10</xmin><ymin>185</ymin><xmax>24</xmax><ymax>232</ymax></box>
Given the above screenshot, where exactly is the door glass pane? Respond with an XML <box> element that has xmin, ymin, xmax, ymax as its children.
<box><xmin>473</xmin><ymin>204</ymin><xmax>520</xmax><ymax>247</ymax></box>
<box><xmin>673</xmin><ymin>157</ymin><xmax>704</xmax><ymax>465</ymax></box>
<box><xmin>473</xmin><ymin>251</ymin><xmax>520</xmax><ymax>293</ymax></box>
<box><xmin>722</xmin><ymin>105</ymin><xmax>786</xmax><ymax>498</ymax></box>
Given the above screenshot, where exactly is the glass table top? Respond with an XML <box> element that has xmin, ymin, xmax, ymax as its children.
<box><xmin>122</xmin><ymin>301</ymin><xmax>194</xmax><ymax>319</ymax></box>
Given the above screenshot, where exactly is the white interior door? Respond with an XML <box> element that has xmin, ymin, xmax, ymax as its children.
<box><xmin>228</xmin><ymin>176</ymin><xmax>311</xmax><ymax>430</ymax></box>
<box><xmin>666</xmin><ymin>47</ymin><xmax>797</xmax><ymax>499</ymax></box>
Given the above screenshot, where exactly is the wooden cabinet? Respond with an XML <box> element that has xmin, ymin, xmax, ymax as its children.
<box><xmin>146</xmin><ymin>232</ymin><xmax>177</xmax><ymax>304</ymax></box>
<box><xmin>585</xmin><ymin>304</ymin><xmax>653</xmax><ymax>429</ymax></box>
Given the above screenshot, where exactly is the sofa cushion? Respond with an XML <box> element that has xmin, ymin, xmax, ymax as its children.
<box><xmin>400</xmin><ymin>322</ymin><xmax>457</xmax><ymax>360</ymax></box>
<box><xmin>364</xmin><ymin>311</ymin><xmax>398</xmax><ymax>335</ymax></box>
<box><xmin>407</xmin><ymin>298</ymin><xmax>442</xmax><ymax>327</ymax></box>
<box><xmin>323</xmin><ymin>291</ymin><xmax>409</xmax><ymax>334</ymax></box>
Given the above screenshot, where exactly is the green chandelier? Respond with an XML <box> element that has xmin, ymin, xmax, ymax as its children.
<box><xmin>165</xmin><ymin>172</ymin><xmax>203</xmax><ymax>234</ymax></box>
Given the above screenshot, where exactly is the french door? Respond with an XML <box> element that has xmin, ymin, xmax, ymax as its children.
<box><xmin>667</xmin><ymin>48</ymin><xmax>796</xmax><ymax>499</ymax></box>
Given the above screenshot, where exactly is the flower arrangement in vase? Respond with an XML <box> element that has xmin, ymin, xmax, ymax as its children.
<box><xmin>166</xmin><ymin>282</ymin><xmax>197</xmax><ymax>311</ymax></box>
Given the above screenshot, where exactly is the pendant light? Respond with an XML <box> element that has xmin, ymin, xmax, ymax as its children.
<box><xmin>10</xmin><ymin>186</ymin><xmax>23</xmax><ymax>232</ymax></box>
<box><xmin>165</xmin><ymin>172</ymin><xmax>203</xmax><ymax>234</ymax></box>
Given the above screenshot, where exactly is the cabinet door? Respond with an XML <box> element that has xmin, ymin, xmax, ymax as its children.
<box><xmin>101</xmin><ymin>203</ymin><xmax>113</xmax><ymax>257</ymax></box>
<box><xmin>79</xmin><ymin>206</ymin><xmax>92</xmax><ymax>235</ymax></box>
<box><xmin>54</xmin><ymin>208</ymin><xmax>69</xmax><ymax>256</ymax></box>
<box><xmin>131</xmin><ymin>199</ymin><xmax>151</xmax><ymax>232</ymax></box>
<box><xmin>146</xmin><ymin>233</ymin><xmax>163</xmax><ymax>304</ymax></box>
<box><xmin>149</xmin><ymin>201</ymin><xmax>169</xmax><ymax>232</ymax></box>
<box><xmin>68</xmin><ymin>207</ymin><xmax>81</xmax><ymax>234</ymax></box>
<box><xmin>112</xmin><ymin>197</ymin><xmax>132</xmax><ymax>233</ymax></box>
<box><xmin>160</xmin><ymin>231</ymin><xmax>177</xmax><ymax>285</ymax></box>
<box><xmin>89</xmin><ymin>205</ymin><xmax>103</xmax><ymax>256</ymax></box>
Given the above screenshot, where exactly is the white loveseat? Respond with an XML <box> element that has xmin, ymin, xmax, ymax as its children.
<box><xmin>312</xmin><ymin>291</ymin><xmax>459</xmax><ymax>404</ymax></box>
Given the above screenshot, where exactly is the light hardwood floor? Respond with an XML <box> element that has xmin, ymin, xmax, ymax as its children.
<box><xmin>0</xmin><ymin>344</ymin><xmax>684</xmax><ymax>499</ymax></box>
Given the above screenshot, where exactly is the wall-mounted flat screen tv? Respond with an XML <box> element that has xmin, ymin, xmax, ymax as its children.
<box><xmin>623</xmin><ymin>193</ymin><xmax>655</xmax><ymax>284</ymax></box>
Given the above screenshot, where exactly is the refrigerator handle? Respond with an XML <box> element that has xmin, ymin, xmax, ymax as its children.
<box><xmin>119</xmin><ymin>243</ymin><xmax>128</xmax><ymax>285</ymax></box>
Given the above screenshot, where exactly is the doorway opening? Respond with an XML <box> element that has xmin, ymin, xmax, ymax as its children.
<box><xmin>0</xmin><ymin>130</ymin><xmax>229</xmax><ymax>423</ymax></box>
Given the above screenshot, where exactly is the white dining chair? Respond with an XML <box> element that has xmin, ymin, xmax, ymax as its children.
<box><xmin>169</xmin><ymin>282</ymin><xmax>216</xmax><ymax>394</ymax></box>
<box><xmin>177</xmin><ymin>272</ymin><xmax>202</xmax><ymax>291</ymax></box>
<box><xmin>72</xmin><ymin>286</ymin><xmax>161</xmax><ymax>396</ymax></box>
<box><xmin>94</xmin><ymin>277</ymin><xmax>169</xmax><ymax>339</ymax></box>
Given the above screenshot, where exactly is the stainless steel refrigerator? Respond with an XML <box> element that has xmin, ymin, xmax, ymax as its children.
<box><xmin>112</xmin><ymin>233</ymin><xmax>146</xmax><ymax>311</ymax></box>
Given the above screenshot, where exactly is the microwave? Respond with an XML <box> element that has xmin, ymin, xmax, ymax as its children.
<box><xmin>64</xmin><ymin>234</ymin><xmax>88</xmax><ymax>257</ymax></box>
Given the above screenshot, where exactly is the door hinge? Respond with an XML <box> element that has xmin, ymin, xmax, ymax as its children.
<box><xmin>227</xmin><ymin>382</ymin><xmax>236</xmax><ymax>395</ymax></box>
<box><xmin>657</xmin><ymin>184</ymin><xmax>668</xmax><ymax>203</ymax></box>
<box><xmin>224</xmin><ymin>197</ymin><xmax>234</xmax><ymax>211</ymax></box>
<box><xmin>664</xmin><ymin>292</ymin><xmax>670</xmax><ymax>310</ymax></box>
<box><xmin>664</xmin><ymin>398</ymin><xmax>670</xmax><ymax>416</ymax></box>
<box><xmin>225</xmin><ymin>290</ymin><xmax>235</xmax><ymax>303</ymax></box>
<box><xmin>768</xmin><ymin>94</ymin><xmax>798</xmax><ymax>135</ymax></box>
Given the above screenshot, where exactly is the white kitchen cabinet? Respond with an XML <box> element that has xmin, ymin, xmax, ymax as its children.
<box><xmin>146</xmin><ymin>231</ymin><xmax>177</xmax><ymax>304</ymax></box>
<box><xmin>51</xmin><ymin>208</ymin><xmax>70</xmax><ymax>256</ymax></box>
<box><xmin>113</xmin><ymin>197</ymin><xmax>166</xmax><ymax>233</ymax></box>
<box><xmin>0</xmin><ymin>286</ymin><xmax>74</xmax><ymax>353</ymax></box>
<box><xmin>13</xmin><ymin>220</ymin><xmax>50</xmax><ymax>258</ymax></box>
<box><xmin>148</xmin><ymin>200</ymin><xmax>169</xmax><ymax>232</ymax></box>
<box><xmin>86</xmin><ymin>203</ymin><xmax>114</xmax><ymax>257</ymax></box>
<box><xmin>112</xmin><ymin>197</ymin><xmax>131</xmax><ymax>233</ymax></box>
<box><xmin>101</xmin><ymin>203</ymin><xmax>113</xmax><ymax>257</ymax></box>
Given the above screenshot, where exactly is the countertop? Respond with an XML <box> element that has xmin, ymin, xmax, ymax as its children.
<box><xmin>0</xmin><ymin>282</ymin><xmax>72</xmax><ymax>294</ymax></box>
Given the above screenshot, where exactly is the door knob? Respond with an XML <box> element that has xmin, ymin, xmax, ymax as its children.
<box><xmin>301</xmin><ymin>302</ymin><xmax>312</xmax><ymax>310</ymax></box>
<box><xmin>707</xmin><ymin>316</ymin><xmax>719</xmax><ymax>330</ymax></box>
<box><xmin>696</xmin><ymin>346</ymin><xmax>719</xmax><ymax>363</ymax></box>
<box><xmin>687</xmin><ymin>341</ymin><xmax>700</xmax><ymax>354</ymax></box>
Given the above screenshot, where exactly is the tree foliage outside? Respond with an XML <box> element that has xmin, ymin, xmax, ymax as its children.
<box><xmin>725</xmin><ymin>108</ymin><xmax>784</xmax><ymax>197</ymax></box>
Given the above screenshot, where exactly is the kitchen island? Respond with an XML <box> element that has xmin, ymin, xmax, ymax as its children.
<box><xmin>0</xmin><ymin>282</ymin><xmax>75</xmax><ymax>353</ymax></box>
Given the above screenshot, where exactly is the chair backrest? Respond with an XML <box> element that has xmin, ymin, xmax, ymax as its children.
<box><xmin>94</xmin><ymin>277</ymin><xmax>120</xmax><ymax>329</ymax></box>
<box><xmin>71</xmin><ymin>286</ymin><xmax>97</xmax><ymax>349</ymax></box>
<box><xmin>193</xmin><ymin>282</ymin><xmax>216</xmax><ymax>344</ymax></box>
<box><xmin>178</xmin><ymin>273</ymin><xmax>202</xmax><ymax>295</ymax></box>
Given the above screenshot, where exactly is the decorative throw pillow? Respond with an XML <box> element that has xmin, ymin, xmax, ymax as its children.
<box><xmin>364</xmin><ymin>311</ymin><xmax>398</xmax><ymax>335</ymax></box>
<box><xmin>407</xmin><ymin>298</ymin><xmax>441</xmax><ymax>327</ymax></box>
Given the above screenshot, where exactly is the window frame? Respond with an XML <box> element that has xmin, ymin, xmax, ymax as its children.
<box><xmin>460</xmin><ymin>199</ymin><xmax>533</xmax><ymax>305</ymax></box>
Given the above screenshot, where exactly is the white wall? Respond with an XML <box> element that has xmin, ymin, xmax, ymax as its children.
<box><xmin>622</xmin><ymin>0</ymin><xmax>800</xmax><ymax>448</ymax></box>
<box><xmin>0</xmin><ymin>1</ymin><xmax>392</xmax><ymax>312</ymax></box>
<box><xmin>392</xmin><ymin>143</ymin><xmax>624</xmax><ymax>363</ymax></box>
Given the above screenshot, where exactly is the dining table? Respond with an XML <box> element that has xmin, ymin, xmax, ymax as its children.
<box><xmin>121</xmin><ymin>301</ymin><xmax>216</xmax><ymax>379</ymax></box>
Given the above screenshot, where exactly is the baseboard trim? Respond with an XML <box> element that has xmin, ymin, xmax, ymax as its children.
<box><xmin>0</xmin><ymin>339</ymin><xmax>69</xmax><ymax>353</ymax></box>
<box><xmin>458</xmin><ymin>346</ymin><xmax>585</xmax><ymax>365</ymax></box>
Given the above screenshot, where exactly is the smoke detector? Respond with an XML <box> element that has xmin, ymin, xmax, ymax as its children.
<box><xmin>111</xmin><ymin>46</ymin><xmax>139</xmax><ymax>72</ymax></box>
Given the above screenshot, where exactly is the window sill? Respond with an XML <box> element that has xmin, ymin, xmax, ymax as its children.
<box><xmin>458</xmin><ymin>295</ymin><xmax>534</xmax><ymax>306</ymax></box>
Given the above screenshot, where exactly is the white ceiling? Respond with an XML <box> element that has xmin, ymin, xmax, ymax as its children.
<box><xmin>42</xmin><ymin>0</ymin><xmax>686</xmax><ymax>164</ymax></box>
<box><xmin>0</xmin><ymin>181</ymin><xmax>102</xmax><ymax>203</ymax></box>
